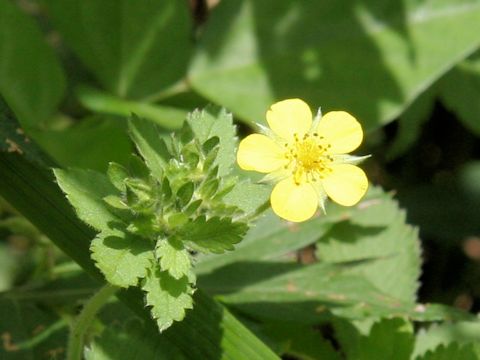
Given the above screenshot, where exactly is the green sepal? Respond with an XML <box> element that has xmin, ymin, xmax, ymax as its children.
<box><xmin>202</xmin><ymin>136</ymin><xmax>220</xmax><ymax>154</ymax></box>
<box><xmin>103</xmin><ymin>195</ymin><xmax>128</xmax><ymax>210</ymax></box>
<box><xmin>107</xmin><ymin>162</ymin><xmax>128</xmax><ymax>191</ymax></box>
<box><xmin>128</xmin><ymin>154</ymin><xmax>151</xmax><ymax>180</ymax></box>
<box><xmin>184</xmin><ymin>199</ymin><xmax>202</xmax><ymax>216</ymax></box>
<box><xmin>167</xmin><ymin>213</ymin><xmax>189</xmax><ymax>228</ymax></box>
<box><xmin>200</xmin><ymin>178</ymin><xmax>219</xmax><ymax>198</ymax></box>
<box><xmin>176</xmin><ymin>182</ymin><xmax>194</xmax><ymax>208</ymax></box>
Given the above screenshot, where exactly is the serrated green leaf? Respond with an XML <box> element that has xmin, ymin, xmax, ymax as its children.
<box><xmin>128</xmin><ymin>116</ymin><xmax>170</xmax><ymax>180</ymax></box>
<box><xmin>190</xmin><ymin>0</ymin><xmax>480</xmax><ymax>131</ymax></box>
<box><xmin>91</xmin><ymin>229</ymin><xmax>154</xmax><ymax>288</ymax></box>
<box><xmin>187</xmin><ymin>106</ymin><xmax>237</xmax><ymax>176</ymax></box>
<box><xmin>416</xmin><ymin>343</ymin><xmax>478</xmax><ymax>360</ymax></box>
<box><xmin>413</xmin><ymin>321</ymin><xmax>480</xmax><ymax>358</ymax></box>
<box><xmin>54</xmin><ymin>168</ymin><xmax>120</xmax><ymax>231</ymax></box>
<box><xmin>142</xmin><ymin>267</ymin><xmax>193</xmax><ymax>332</ymax></box>
<box><xmin>180</xmin><ymin>216</ymin><xmax>248</xmax><ymax>254</ymax></box>
<box><xmin>156</xmin><ymin>237</ymin><xmax>191</xmax><ymax>280</ymax></box>
<box><xmin>316</xmin><ymin>187</ymin><xmax>421</xmax><ymax>304</ymax></box>
<box><xmin>0</xmin><ymin>0</ymin><xmax>65</xmax><ymax>128</ymax></box>
<box><xmin>337</xmin><ymin>318</ymin><xmax>414</xmax><ymax>360</ymax></box>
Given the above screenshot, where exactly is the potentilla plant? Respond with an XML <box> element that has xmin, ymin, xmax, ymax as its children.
<box><xmin>55</xmin><ymin>101</ymin><xmax>369</xmax><ymax>332</ymax></box>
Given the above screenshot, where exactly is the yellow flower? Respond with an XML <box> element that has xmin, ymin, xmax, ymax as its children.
<box><xmin>237</xmin><ymin>98</ymin><xmax>369</xmax><ymax>222</ymax></box>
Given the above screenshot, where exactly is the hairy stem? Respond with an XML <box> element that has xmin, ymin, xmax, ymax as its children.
<box><xmin>67</xmin><ymin>284</ymin><xmax>118</xmax><ymax>360</ymax></box>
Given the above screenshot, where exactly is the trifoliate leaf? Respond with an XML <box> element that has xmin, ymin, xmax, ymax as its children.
<box><xmin>142</xmin><ymin>266</ymin><xmax>194</xmax><ymax>332</ymax></box>
<box><xmin>156</xmin><ymin>237</ymin><xmax>192</xmax><ymax>280</ymax></box>
<box><xmin>179</xmin><ymin>216</ymin><xmax>248</xmax><ymax>253</ymax></box>
<box><xmin>54</xmin><ymin>168</ymin><xmax>119</xmax><ymax>231</ymax></box>
<box><xmin>91</xmin><ymin>229</ymin><xmax>154</xmax><ymax>288</ymax></box>
<box><xmin>187</xmin><ymin>106</ymin><xmax>236</xmax><ymax>176</ymax></box>
<box><xmin>128</xmin><ymin>116</ymin><xmax>170</xmax><ymax>180</ymax></box>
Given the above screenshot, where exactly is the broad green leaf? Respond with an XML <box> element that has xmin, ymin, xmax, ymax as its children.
<box><xmin>190</xmin><ymin>0</ymin><xmax>480</xmax><ymax>130</ymax></box>
<box><xmin>334</xmin><ymin>318</ymin><xmax>414</xmax><ymax>360</ymax></box>
<box><xmin>439</xmin><ymin>50</ymin><xmax>480</xmax><ymax>136</ymax></box>
<box><xmin>413</xmin><ymin>321</ymin><xmax>480</xmax><ymax>358</ymax></box>
<box><xmin>416</xmin><ymin>344</ymin><xmax>478</xmax><ymax>360</ymax></box>
<box><xmin>142</xmin><ymin>267</ymin><xmax>193</xmax><ymax>332</ymax></box>
<box><xmin>156</xmin><ymin>237</ymin><xmax>192</xmax><ymax>280</ymax></box>
<box><xmin>199</xmin><ymin>260</ymin><xmax>472</xmax><ymax>324</ymax></box>
<box><xmin>199</xmin><ymin>261</ymin><xmax>408</xmax><ymax>323</ymax></box>
<box><xmin>91</xmin><ymin>229</ymin><xmax>154</xmax><ymax>288</ymax></box>
<box><xmin>0</xmin><ymin>0</ymin><xmax>65</xmax><ymax>128</ymax></box>
<box><xmin>128</xmin><ymin>116</ymin><xmax>170</xmax><ymax>180</ymax></box>
<box><xmin>187</xmin><ymin>106</ymin><xmax>237</xmax><ymax>176</ymax></box>
<box><xmin>54</xmin><ymin>168</ymin><xmax>119</xmax><ymax>231</ymax></box>
<box><xmin>0</xmin><ymin>99</ymin><xmax>281</xmax><ymax>359</ymax></box>
<box><xmin>33</xmin><ymin>116</ymin><xmax>132</xmax><ymax>172</ymax></box>
<box><xmin>77</xmin><ymin>86</ymin><xmax>186</xmax><ymax>129</ymax></box>
<box><xmin>179</xmin><ymin>216</ymin><xmax>248</xmax><ymax>254</ymax></box>
<box><xmin>85</xmin><ymin>318</ymin><xmax>185</xmax><ymax>360</ymax></box>
<box><xmin>44</xmin><ymin>0</ymin><xmax>191</xmax><ymax>99</ymax></box>
<box><xmin>316</xmin><ymin>187</ymin><xmax>421</xmax><ymax>303</ymax></box>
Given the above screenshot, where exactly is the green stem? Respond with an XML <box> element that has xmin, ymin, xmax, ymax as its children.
<box><xmin>67</xmin><ymin>284</ymin><xmax>118</xmax><ymax>360</ymax></box>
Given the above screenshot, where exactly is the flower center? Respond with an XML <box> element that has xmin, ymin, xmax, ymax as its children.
<box><xmin>284</xmin><ymin>133</ymin><xmax>333</xmax><ymax>184</ymax></box>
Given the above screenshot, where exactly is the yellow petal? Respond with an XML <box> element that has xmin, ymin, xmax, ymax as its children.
<box><xmin>237</xmin><ymin>134</ymin><xmax>287</xmax><ymax>173</ymax></box>
<box><xmin>270</xmin><ymin>177</ymin><xmax>318</xmax><ymax>222</ymax></box>
<box><xmin>322</xmin><ymin>164</ymin><xmax>368</xmax><ymax>206</ymax></box>
<box><xmin>316</xmin><ymin>111</ymin><xmax>363</xmax><ymax>154</ymax></box>
<box><xmin>266</xmin><ymin>99</ymin><xmax>312</xmax><ymax>141</ymax></box>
